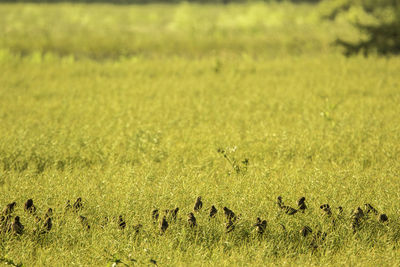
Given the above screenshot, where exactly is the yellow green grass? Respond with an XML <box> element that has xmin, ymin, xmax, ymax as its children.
<box><xmin>1</xmin><ymin>2</ymin><xmax>400</xmax><ymax>266</ymax></box>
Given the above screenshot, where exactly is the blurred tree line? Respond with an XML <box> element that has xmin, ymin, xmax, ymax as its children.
<box><xmin>321</xmin><ymin>0</ymin><xmax>400</xmax><ymax>56</ymax></box>
<box><xmin>0</xmin><ymin>0</ymin><xmax>322</xmax><ymax>2</ymax></box>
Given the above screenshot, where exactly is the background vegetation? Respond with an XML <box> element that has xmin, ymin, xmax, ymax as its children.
<box><xmin>1</xmin><ymin>1</ymin><xmax>400</xmax><ymax>266</ymax></box>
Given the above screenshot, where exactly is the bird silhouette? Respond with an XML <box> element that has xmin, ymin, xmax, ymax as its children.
<box><xmin>297</xmin><ymin>197</ymin><xmax>307</xmax><ymax>213</ymax></box>
<box><xmin>320</xmin><ymin>204</ymin><xmax>332</xmax><ymax>217</ymax></box>
<box><xmin>152</xmin><ymin>209</ymin><xmax>159</xmax><ymax>223</ymax></box>
<box><xmin>253</xmin><ymin>217</ymin><xmax>267</xmax><ymax>235</ymax></box>
<box><xmin>45</xmin><ymin>208</ymin><xmax>53</xmax><ymax>218</ymax></box>
<box><xmin>65</xmin><ymin>200</ymin><xmax>72</xmax><ymax>211</ymax></box>
<box><xmin>73</xmin><ymin>197</ymin><xmax>83</xmax><ymax>212</ymax></box>
<box><xmin>39</xmin><ymin>217</ymin><xmax>52</xmax><ymax>234</ymax></box>
<box><xmin>11</xmin><ymin>216</ymin><xmax>24</xmax><ymax>235</ymax></box>
<box><xmin>79</xmin><ymin>215</ymin><xmax>90</xmax><ymax>230</ymax></box>
<box><xmin>225</xmin><ymin>218</ymin><xmax>235</xmax><ymax>233</ymax></box>
<box><xmin>223</xmin><ymin>207</ymin><xmax>236</xmax><ymax>221</ymax></box>
<box><xmin>209</xmin><ymin>205</ymin><xmax>218</xmax><ymax>218</ymax></box>
<box><xmin>277</xmin><ymin>196</ymin><xmax>283</xmax><ymax>209</ymax></box>
<box><xmin>300</xmin><ymin>226</ymin><xmax>312</xmax><ymax>237</ymax></box>
<box><xmin>379</xmin><ymin>214</ymin><xmax>388</xmax><ymax>223</ymax></box>
<box><xmin>118</xmin><ymin>215</ymin><xmax>126</xmax><ymax>230</ymax></box>
<box><xmin>277</xmin><ymin>197</ymin><xmax>297</xmax><ymax>215</ymax></box>
<box><xmin>24</xmin><ymin>199</ymin><xmax>37</xmax><ymax>214</ymax></box>
<box><xmin>187</xmin><ymin>212</ymin><xmax>197</xmax><ymax>228</ymax></box>
<box><xmin>194</xmin><ymin>196</ymin><xmax>203</xmax><ymax>212</ymax></box>
<box><xmin>364</xmin><ymin>203</ymin><xmax>378</xmax><ymax>215</ymax></box>
<box><xmin>351</xmin><ymin>207</ymin><xmax>364</xmax><ymax>232</ymax></box>
<box><xmin>171</xmin><ymin>207</ymin><xmax>179</xmax><ymax>221</ymax></box>
<box><xmin>160</xmin><ymin>216</ymin><xmax>168</xmax><ymax>234</ymax></box>
<box><xmin>133</xmin><ymin>223</ymin><xmax>143</xmax><ymax>234</ymax></box>
<box><xmin>2</xmin><ymin>202</ymin><xmax>16</xmax><ymax>215</ymax></box>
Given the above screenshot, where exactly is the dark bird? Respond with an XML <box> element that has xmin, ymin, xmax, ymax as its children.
<box><xmin>351</xmin><ymin>207</ymin><xmax>364</xmax><ymax>232</ymax></box>
<box><xmin>225</xmin><ymin>218</ymin><xmax>235</xmax><ymax>233</ymax></box>
<box><xmin>187</xmin><ymin>212</ymin><xmax>197</xmax><ymax>228</ymax></box>
<box><xmin>11</xmin><ymin>216</ymin><xmax>24</xmax><ymax>235</ymax></box>
<box><xmin>277</xmin><ymin>196</ymin><xmax>297</xmax><ymax>215</ymax></box>
<box><xmin>193</xmin><ymin>196</ymin><xmax>203</xmax><ymax>212</ymax></box>
<box><xmin>379</xmin><ymin>214</ymin><xmax>388</xmax><ymax>223</ymax></box>
<box><xmin>40</xmin><ymin>217</ymin><xmax>52</xmax><ymax>234</ymax></box>
<box><xmin>133</xmin><ymin>223</ymin><xmax>143</xmax><ymax>234</ymax></box>
<box><xmin>45</xmin><ymin>208</ymin><xmax>53</xmax><ymax>218</ymax></box>
<box><xmin>65</xmin><ymin>200</ymin><xmax>72</xmax><ymax>211</ymax></box>
<box><xmin>297</xmin><ymin>197</ymin><xmax>307</xmax><ymax>212</ymax></box>
<box><xmin>0</xmin><ymin>215</ymin><xmax>11</xmax><ymax>233</ymax></box>
<box><xmin>160</xmin><ymin>216</ymin><xmax>168</xmax><ymax>234</ymax></box>
<box><xmin>150</xmin><ymin>259</ymin><xmax>157</xmax><ymax>265</ymax></box>
<box><xmin>253</xmin><ymin>217</ymin><xmax>267</xmax><ymax>235</ymax></box>
<box><xmin>24</xmin><ymin>199</ymin><xmax>37</xmax><ymax>214</ymax></box>
<box><xmin>152</xmin><ymin>209</ymin><xmax>159</xmax><ymax>223</ymax></box>
<box><xmin>73</xmin><ymin>197</ymin><xmax>83</xmax><ymax>212</ymax></box>
<box><xmin>277</xmin><ymin>196</ymin><xmax>283</xmax><ymax>209</ymax></box>
<box><xmin>338</xmin><ymin>206</ymin><xmax>343</xmax><ymax>214</ymax></box>
<box><xmin>79</xmin><ymin>215</ymin><xmax>90</xmax><ymax>230</ymax></box>
<box><xmin>209</xmin><ymin>205</ymin><xmax>218</xmax><ymax>218</ymax></box>
<box><xmin>223</xmin><ymin>207</ymin><xmax>236</xmax><ymax>221</ymax></box>
<box><xmin>283</xmin><ymin>206</ymin><xmax>298</xmax><ymax>215</ymax></box>
<box><xmin>171</xmin><ymin>207</ymin><xmax>179</xmax><ymax>221</ymax></box>
<box><xmin>300</xmin><ymin>226</ymin><xmax>312</xmax><ymax>237</ymax></box>
<box><xmin>364</xmin><ymin>203</ymin><xmax>378</xmax><ymax>215</ymax></box>
<box><xmin>118</xmin><ymin>215</ymin><xmax>126</xmax><ymax>230</ymax></box>
<box><xmin>320</xmin><ymin>204</ymin><xmax>332</xmax><ymax>217</ymax></box>
<box><xmin>2</xmin><ymin>202</ymin><xmax>16</xmax><ymax>215</ymax></box>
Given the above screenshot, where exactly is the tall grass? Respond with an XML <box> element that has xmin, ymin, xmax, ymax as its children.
<box><xmin>0</xmin><ymin>2</ymin><xmax>400</xmax><ymax>266</ymax></box>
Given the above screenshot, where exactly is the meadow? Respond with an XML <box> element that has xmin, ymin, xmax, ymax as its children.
<box><xmin>1</xmin><ymin>2</ymin><xmax>400</xmax><ymax>266</ymax></box>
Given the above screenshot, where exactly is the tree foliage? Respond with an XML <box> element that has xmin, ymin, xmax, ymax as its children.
<box><xmin>321</xmin><ymin>0</ymin><xmax>400</xmax><ymax>56</ymax></box>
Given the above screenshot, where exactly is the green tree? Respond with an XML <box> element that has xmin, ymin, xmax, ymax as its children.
<box><xmin>321</xmin><ymin>0</ymin><xmax>400</xmax><ymax>56</ymax></box>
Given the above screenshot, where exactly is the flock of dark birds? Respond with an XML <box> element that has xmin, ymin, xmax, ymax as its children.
<box><xmin>0</xmin><ymin>195</ymin><xmax>390</xmax><ymax>251</ymax></box>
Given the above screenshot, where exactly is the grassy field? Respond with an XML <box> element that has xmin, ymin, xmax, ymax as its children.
<box><xmin>1</xmin><ymin>2</ymin><xmax>400</xmax><ymax>266</ymax></box>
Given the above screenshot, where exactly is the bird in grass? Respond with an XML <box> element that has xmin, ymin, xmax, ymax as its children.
<box><xmin>152</xmin><ymin>209</ymin><xmax>159</xmax><ymax>223</ymax></box>
<box><xmin>160</xmin><ymin>216</ymin><xmax>168</xmax><ymax>234</ymax></box>
<box><xmin>364</xmin><ymin>203</ymin><xmax>378</xmax><ymax>215</ymax></box>
<box><xmin>225</xmin><ymin>218</ymin><xmax>235</xmax><ymax>233</ymax></box>
<box><xmin>337</xmin><ymin>206</ymin><xmax>343</xmax><ymax>214</ymax></box>
<box><xmin>253</xmin><ymin>217</ymin><xmax>267</xmax><ymax>235</ymax></box>
<box><xmin>379</xmin><ymin>214</ymin><xmax>388</xmax><ymax>223</ymax></box>
<box><xmin>277</xmin><ymin>196</ymin><xmax>283</xmax><ymax>209</ymax></box>
<box><xmin>193</xmin><ymin>196</ymin><xmax>203</xmax><ymax>212</ymax></box>
<box><xmin>133</xmin><ymin>224</ymin><xmax>143</xmax><ymax>234</ymax></box>
<box><xmin>297</xmin><ymin>197</ymin><xmax>307</xmax><ymax>213</ymax></box>
<box><xmin>223</xmin><ymin>207</ymin><xmax>237</xmax><ymax>221</ymax></box>
<box><xmin>118</xmin><ymin>215</ymin><xmax>126</xmax><ymax>230</ymax></box>
<box><xmin>171</xmin><ymin>207</ymin><xmax>179</xmax><ymax>221</ymax></box>
<box><xmin>65</xmin><ymin>200</ymin><xmax>72</xmax><ymax>211</ymax></box>
<box><xmin>320</xmin><ymin>204</ymin><xmax>332</xmax><ymax>217</ymax></box>
<box><xmin>209</xmin><ymin>205</ymin><xmax>218</xmax><ymax>218</ymax></box>
<box><xmin>283</xmin><ymin>206</ymin><xmax>298</xmax><ymax>215</ymax></box>
<box><xmin>45</xmin><ymin>208</ymin><xmax>53</xmax><ymax>218</ymax></box>
<box><xmin>351</xmin><ymin>207</ymin><xmax>364</xmax><ymax>232</ymax></box>
<box><xmin>73</xmin><ymin>197</ymin><xmax>83</xmax><ymax>212</ymax></box>
<box><xmin>300</xmin><ymin>226</ymin><xmax>312</xmax><ymax>237</ymax></box>
<box><xmin>310</xmin><ymin>231</ymin><xmax>327</xmax><ymax>250</ymax></box>
<box><xmin>10</xmin><ymin>216</ymin><xmax>24</xmax><ymax>235</ymax></box>
<box><xmin>150</xmin><ymin>259</ymin><xmax>157</xmax><ymax>265</ymax></box>
<box><xmin>24</xmin><ymin>199</ymin><xmax>37</xmax><ymax>214</ymax></box>
<box><xmin>79</xmin><ymin>215</ymin><xmax>90</xmax><ymax>230</ymax></box>
<box><xmin>277</xmin><ymin>196</ymin><xmax>297</xmax><ymax>215</ymax></box>
<box><xmin>2</xmin><ymin>202</ymin><xmax>16</xmax><ymax>215</ymax></box>
<box><xmin>187</xmin><ymin>212</ymin><xmax>197</xmax><ymax>228</ymax></box>
<box><xmin>39</xmin><ymin>217</ymin><xmax>52</xmax><ymax>234</ymax></box>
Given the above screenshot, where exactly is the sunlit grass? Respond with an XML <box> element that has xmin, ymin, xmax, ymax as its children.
<box><xmin>1</xmin><ymin>2</ymin><xmax>400</xmax><ymax>266</ymax></box>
